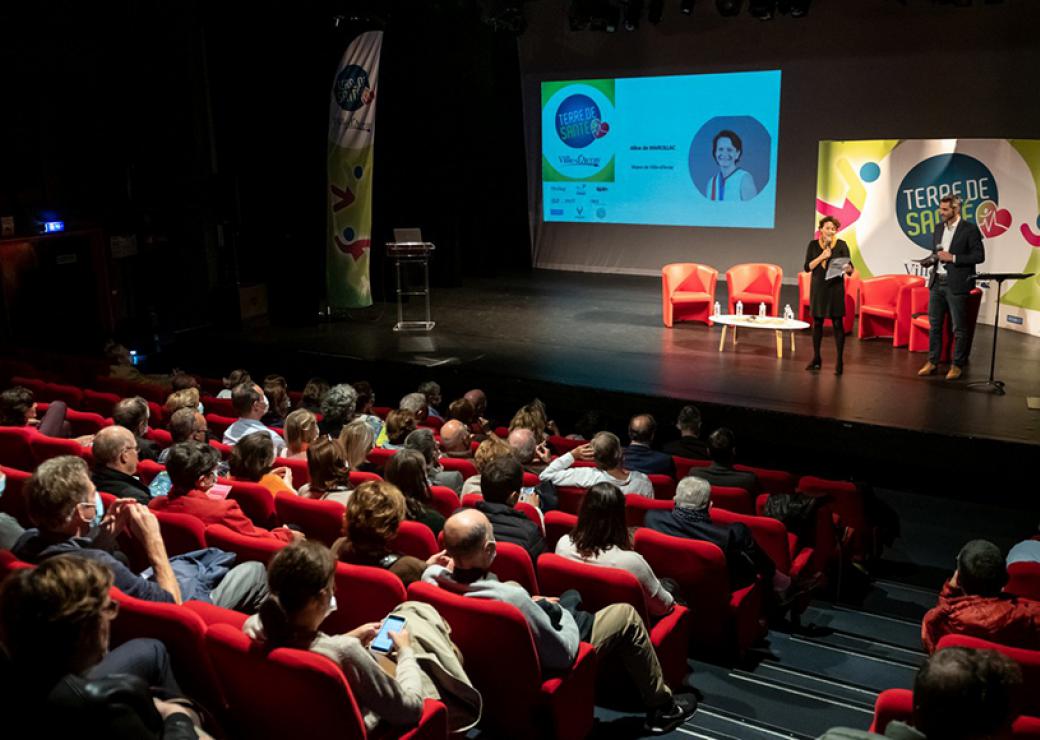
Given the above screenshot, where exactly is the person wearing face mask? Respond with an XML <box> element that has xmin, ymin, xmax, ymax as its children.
<box><xmin>804</xmin><ymin>215</ymin><xmax>854</xmax><ymax>375</ymax></box>
<box><xmin>243</xmin><ymin>540</ymin><xmax>480</xmax><ymax>734</ymax></box>
<box><xmin>222</xmin><ymin>382</ymin><xmax>286</xmax><ymax>457</ymax></box>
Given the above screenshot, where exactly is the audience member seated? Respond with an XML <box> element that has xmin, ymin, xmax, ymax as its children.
<box><xmin>332</xmin><ymin>480</ymin><xmax>432</xmax><ymax>587</ymax></box>
<box><xmin>298</xmin><ymin>437</ymin><xmax>353</xmax><ymax>505</ymax></box>
<box><xmin>540</xmin><ymin>432</ymin><xmax>654</xmax><ymax>499</ymax></box>
<box><xmin>509</xmin><ymin>427</ymin><xmax>551</xmax><ymax>475</ymax></box>
<box><xmin>14</xmin><ymin>456</ymin><xmax>185</xmax><ymax>603</ymax></box>
<box><xmin>922</xmin><ymin>539</ymin><xmax>1040</xmax><ymax>653</ymax></box>
<box><xmin>351</xmin><ymin>380</ymin><xmax>383</xmax><ymax>437</ymax></box>
<box><xmin>405</xmin><ymin>428</ymin><xmax>463</xmax><ymax>493</ymax></box>
<box><xmin>104</xmin><ymin>341</ymin><xmax>172</xmax><ymax>387</ymax></box>
<box><xmin>645</xmin><ymin>477</ymin><xmax>785</xmax><ymax>593</ymax></box>
<box><xmin>381</xmin><ymin>409</ymin><xmax>417</xmax><ymax>450</ymax></box>
<box><xmin>689</xmin><ymin>427</ymin><xmax>759</xmax><ymax>495</ymax></box>
<box><xmin>163</xmin><ymin>387</ymin><xmax>201</xmax><ymax>422</ymax></box>
<box><xmin>817</xmin><ymin>647</ymin><xmax>1022</xmax><ymax>740</ymax></box>
<box><xmin>509</xmin><ymin>402</ymin><xmax>552</xmax><ymax>444</ymax></box>
<box><xmin>557</xmin><ymin>482</ymin><xmax>675</xmax><ymax>618</ymax></box>
<box><xmin>399</xmin><ymin>392</ymin><xmax>429</xmax><ymax>425</ymax></box>
<box><xmin>460</xmin><ymin>435</ymin><xmax>512</xmax><ymax>496</ymax></box>
<box><xmin>384</xmin><ymin>449</ymin><xmax>446</xmax><ymax>536</ymax></box>
<box><xmin>160</xmin><ymin>407</ymin><xmax>208</xmax><ymax>464</ymax></box>
<box><xmin>446</xmin><ymin>397</ymin><xmax>476</xmax><ymax>427</ymax></box>
<box><xmin>261</xmin><ymin>374</ymin><xmax>291</xmax><ymax>428</ymax></box>
<box><xmin>113</xmin><ymin>396</ymin><xmax>161</xmax><ymax>462</ymax></box>
<box><xmin>1007</xmin><ymin>524</ymin><xmax>1040</xmax><ymax>565</ymax></box>
<box><xmin>244</xmin><ymin>540</ymin><xmax>479</xmax><ymax>734</ymax></box>
<box><xmin>418</xmin><ymin>380</ymin><xmax>443</xmax><ymax>420</ymax></box>
<box><xmin>320</xmin><ymin>383</ymin><xmax>359</xmax><ymax>439</ymax></box>
<box><xmin>472</xmin><ymin>456</ymin><xmax>546</xmax><ymax>561</ymax></box>
<box><xmin>423</xmin><ymin>509</ymin><xmax>697</xmax><ymax>734</ymax></box>
<box><xmin>662</xmin><ymin>405</ymin><xmax>709</xmax><ymax>460</ymax></box>
<box><xmin>170</xmin><ymin>372</ymin><xmax>200</xmax><ymax>393</ymax></box>
<box><xmin>0</xmin><ymin>472</ymin><xmax>24</xmax><ymax>546</ymax></box>
<box><xmin>439</xmin><ymin>419</ymin><xmax>474</xmax><ymax>459</ymax></box>
<box><xmin>568</xmin><ymin>410</ymin><xmax>605</xmax><ymax>442</ymax></box>
<box><xmin>463</xmin><ymin>388</ymin><xmax>492</xmax><ymax>434</ymax></box>
<box><xmin>228</xmin><ymin>432</ymin><xmax>295</xmax><ymax>497</ymax></box>
<box><xmin>623</xmin><ymin>414</ymin><xmax>676</xmax><ymax>477</ymax></box>
<box><xmin>151</xmin><ymin>442</ymin><xmax>300</xmax><ymax>546</ymax></box>
<box><xmin>339</xmin><ymin>418</ymin><xmax>377</xmax><ymax>473</ymax></box>
<box><xmin>1</xmin><ymin>386</ymin><xmax>64</xmax><ymax>436</ymax></box>
<box><xmin>299</xmin><ymin>377</ymin><xmax>329</xmax><ymax>414</ymax></box>
<box><xmin>223</xmin><ymin>382</ymin><xmax>287</xmax><ymax>457</ymax></box>
<box><xmin>0</xmin><ymin>555</ymin><xmax>211</xmax><ymax>739</ymax></box>
<box><xmin>283</xmin><ymin>408</ymin><xmax>318</xmax><ymax>461</ymax></box>
<box><xmin>91</xmin><ymin>426</ymin><xmax>152</xmax><ymax>504</ymax></box>
<box><xmin>217</xmin><ymin>368</ymin><xmax>250</xmax><ymax>399</ymax></box>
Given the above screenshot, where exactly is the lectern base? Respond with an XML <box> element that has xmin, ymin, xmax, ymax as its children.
<box><xmin>967</xmin><ymin>379</ymin><xmax>1006</xmax><ymax>396</ymax></box>
<box><xmin>394</xmin><ymin>320</ymin><xmax>436</xmax><ymax>332</ymax></box>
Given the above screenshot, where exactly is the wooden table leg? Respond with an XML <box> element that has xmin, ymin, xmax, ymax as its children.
<box><xmin>790</xmin><ymin>330</ymin><xmax>795</xmax><ymax>352</ymax></box>
<box><xmin>718</xmin><ymin>325</ymin><xmax>727</xmax><ymax>351</ymax></box>
<box><xmin>775</xmin><ymin>330</ymin><xmax>782</xmax><ymax>358</ymax></box>
<box><xmin>732</xmin><ymin>326</ymin><xmax>738</xmax><ymax>346</ymax></box>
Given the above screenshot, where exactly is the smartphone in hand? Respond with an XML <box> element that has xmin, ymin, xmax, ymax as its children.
<box><xmin>370</xmin><ymin>615</ymin><xmax>407</xmax><ymax>654</ymax></box>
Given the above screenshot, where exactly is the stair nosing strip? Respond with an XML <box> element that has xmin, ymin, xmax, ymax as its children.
<box><xmin>691</xmin><ymin>706</ymin><xmax>814</xmax><ymax>740</ymax></box>
<box><xmin>748</xmin><ymin>663</ymin><xmax>881</xmax><ymax>698</ymax></box>
<box><xmin>825</xmin><ymin>603</ymin><xmax>927</xmax><ymax>627</ymax></box>
<box><xmin>721</xmin><ymin>672</ymin><xmax>876</xmax><ymax>715</ymax></box>
<box><xmin>804</xmin><ymin>629</ymin><xmax>928</xmax><ymax>658</ymax></box>
<box><xmin>785</xmin><ymin>635</ymin><xmax>922</xmax><ymax>669</ymax></box>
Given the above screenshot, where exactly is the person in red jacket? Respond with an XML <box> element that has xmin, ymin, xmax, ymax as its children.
<box><xmin>150</xmin><ymin>442</ymin><xmax>300</xmax><ymax>544</ymax></box>
<box><xmin>922</xmin><ymin>539</ymin><xmax>1040</xmax><ymax>653</ymax></box>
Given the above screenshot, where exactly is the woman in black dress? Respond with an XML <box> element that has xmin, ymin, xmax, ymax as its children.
<box><xmin>804</xmin><ymin>215</ymin><xmax>854</xmax><ymax>374</ymax></box>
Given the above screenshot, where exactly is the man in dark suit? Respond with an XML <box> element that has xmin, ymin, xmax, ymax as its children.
<box><xmin>623</xmin><ymin>414</ymin><xmax>676</xmax><ymax>477</ymax></box>
<box><xmin>918</xmin><ymin>194</ymin><xmax>985</xmax><ymax>381</ymax></box>
<box><xmin>662</xmin><ymin>405</ymin><xmax>709</xmax><ymax>460</ymax></box>
<box><xmin>644</xmin><ymin>476</ymin><xmax>777</xmax><ymax>590</ymax></box>
<box><xmin>90</xmin><ymin>426</ymin><xmax>152</xmax><ymax>504</ymax></box>
<box><xmin>692</xmin><ymin>427</ymin><xmax>759</xmax><ymax>496</ymax></box>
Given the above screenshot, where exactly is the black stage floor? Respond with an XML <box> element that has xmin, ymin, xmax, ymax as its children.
<box><xmin>178</xmin><ymin>269</ymin><xmax>1039</xmax><ymax>499</ymax></box>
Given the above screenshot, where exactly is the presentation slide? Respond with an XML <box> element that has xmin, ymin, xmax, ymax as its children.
<box><xmin>541</xmin><ymin>70</ymin><xmax>781</xmax><ymax>229</ymax></box>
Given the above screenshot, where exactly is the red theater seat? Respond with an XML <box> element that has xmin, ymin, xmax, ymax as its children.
<box><xmin>151</xmin><ymin>510</ymin><xmax>208</xmax><ymax>556</ymax></box>
<box><xmin>0</xmin><ymin>427</ymin><xmax>38</xmax><ymax>471</ymax></box>
<box><xmin>274</xmin><ymin>492</ymin><xmax>344</xmax><ymax>547</ymax></box>
<box><xmin>0</xmin><ymin>466</ymin><xmax>32</xmax><ymax>525</ymax></box>
<box><xmin>634</xmin><ymin>528</ymin><xmax>764</xmax><ymax>658</ymax></box>
<box><xmin>1007</xmin><ymin>561</ymin><xmax>1040</xmax><ymax>602</ymax></box>
<box><xmin>870</xmin><ymin>688</ymin><xmax>1040</xmax><ymax>738</ymax></box>
<box><xmin>428</xmin><ymin>485</ymin><xmax>461</xmax><ymax>519</ymax></box>
<box><xmin>662</xmin><ymin>262</ymin><xmax>718</xmax><ymax>328</ymax></box>
<box><xmin>222</xmin><ymin>478</ymin><xmax>280</xmax><ymax>529</ymax></box>
<box><xmin>798</xmin><ymin>475</ymin><xmax>870</xmax><ymax>560</ymax></box>
<box><xmin>389</xmin><ymin>520</ymin><xmax>439</xmax><ymax>561</ymax></box>
<box><xmin>322</xmin><ymin>561</ymin><xmax>408</xmax><ymax>636</ymax></box>
<box><xmin>275</xmin><ymin>456</ymin><xmax>309</xmax><ymax>485</ymax></box>
<box><xmin>81</xmin><ymin>389</ymin><xmax>121</xmax><ymax>416</ymax></box>
<box><xmin>726</xmin><ymin>263</ymin><xmax>783</xmax><ymax>317</ymax></box>
<box><xmin>536</xmin><ymin>553</ymin><xmax>691</xmax><ymax>689</ymax></box>
<box><xmin>30</xmin><ymin>434</ymin><xmax>89</xmax><ymax>465</ymax></box>
<box><xmin>205</xmin><ymin>622</ymin><xmax>448</xmax><ymax>740</ymax></box>
<box><xmin>544</xmin><ymin>510</ymin><xmax>577</xmax><ymax>553</ymax></box>
<box><xmin>937</xmin><ymin>634</ymin><xmax>1040</xmax><ymax>716</ymax></box>
<box><xmin>673</xmin><ymin>456</ymin><xmax>711</xmax><ymax>480</ymax></box>
<box><xmin>205</xmin><ymin>413</ymin><xmax>237</xmax><ymax>439</ymax></box>
<box><xmin>439</xmin><ymin>456</ymin><xmax>478</xmax><ymax>480</ymax></box>
<box><xmin>204</xmin><ymin>524</ymin><xmax>286</xmax><ymax>566</ymax></box>
<box><xmin>408</xmin><ymin>581</ymin><xmax>596</xmax><ymax>739</ymax></box>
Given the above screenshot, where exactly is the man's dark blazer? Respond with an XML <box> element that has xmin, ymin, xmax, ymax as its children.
<box><xmin>928</xmin><ymin>219</ymin><xmax>985</xmax><ymax>294</ymax></box>
<box><xmin>92</xmin><ymin>467</ymin><xmax>152</xmax><ymax>505</ymax></box>
<box><xmin>623</xmin><ymin>444</ymin><xmax>676</xmax><ymax>477</ymax></box>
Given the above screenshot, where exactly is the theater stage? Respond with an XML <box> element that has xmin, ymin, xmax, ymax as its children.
<box><xmin>176</xmin><ymin>269</ymin><xmax>1039</xmax><ymax>499</ymax></box>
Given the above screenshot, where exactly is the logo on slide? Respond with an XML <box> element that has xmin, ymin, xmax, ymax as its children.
<box><xmin>975</xmin><ymin>200</ymin><xmax>1012</xmax><ymax>238</ymax></box>
<box><xmin>555</xmin><ymin>94</ymin><xmax>608</xmax><ymax>149</ymax></box>
<box><xmin>334</xmin><ymin>65</ymin><xmax>373</xmax><ymax>111</ymax></box>
<box><xmin>895</xmin><ymin>153</ymin><xmax>998</xmax><ymax>249</ymax></box>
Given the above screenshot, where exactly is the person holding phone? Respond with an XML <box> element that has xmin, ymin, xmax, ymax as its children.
<box><xmin>804</xmin><ymin>215</ymin><xmax>854</xmax><ymax>375</ymax></box>
<box><xmin>243</xmin><ymin>540</ymin><xmax>425</xmax><ymax>732</ymax></box>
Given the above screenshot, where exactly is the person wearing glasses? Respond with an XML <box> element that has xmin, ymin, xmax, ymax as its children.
<box><xmin>91</xmin><ymin>426</ymin><xmax>151</xmax><ymax>504</ymax></box>
<box><xmin>0</xmin><ymin>554</ymin><xmax>211</xmax><ymax>738</ymax></box>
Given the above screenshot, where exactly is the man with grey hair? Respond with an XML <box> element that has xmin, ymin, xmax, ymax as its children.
<box><xmin>508</xmin><ymin>427</ymin><xmax>551</xmax><ymax>474</ymax></box>
<box><xmin>645</xmin><ymin>476</ymin><xmax>781</xmax><ymax>591</ymax></box>
<box><xmin>399</xmin><ymin>392</ymin><xmax>429</xmax><ymax>423</ymax></box>
<box><xmin>423</xmin><ymin>508</ymin><xmax>698</xmax><ymax>733</ymax></box>
<box><xmin>418</xmin><ymin>380</ymin><xmax>443</xmax><ymax>420</ymax></box>
<box><xmin>91</xmin><ymin>425</ymin><xmax>151</xmax><ymax>504</ymax></box>
<box><xmin>160</xmin><ymin>407</ymin><xmax>208</xmax><ymax>464</ymax></box>
<box><xmin>319</xmin><ymin>383</ymin><xmax>358</xmax><ymax>438</ymax></box>
<box><xmin>917</xmin><ymin>193</ymin><xmax>985</xmax><ymax>381</ymax></box>
<box><xmin>539</xmin><ymin>431</ymin><xmax>654</xmax><ymax>498</ymax></box>
<box><xmin>405</xmin><ymin>428</ymin><xmax>463</xmax><ymax>493</ymax></box>
<box><xmin>439</xmin><ymin>419</ymin><xmax>474</xmax><ymax>459</ymax></box>
<box><xmin>112</xmin><ymin>396</ymin><xmax>161</xmax><ymax>462</ymax></box>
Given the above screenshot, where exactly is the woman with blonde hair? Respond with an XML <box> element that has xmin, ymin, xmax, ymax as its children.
<box><xmin>164</xmin><ymin>387</ymin><xmax>200</xmax><ymax>419</ymax></box>
<box><xmin>297</xmin><ymin>437</ymin><xmax>353</xmax><ymax>505</ymax></box>
<box><xmin>460</xmin><ymin>434</ymin><xmax>511</xmax><ymax>495</ymax></box>
<box><xmin>339</xmin><ymin>418</ymin><xmax>376</xmax><ymax>472</ymax></box>
<box><xmin>284</xmin><ymin>408</ymin><xmax>319</xmax><ymax>460</ymax></box>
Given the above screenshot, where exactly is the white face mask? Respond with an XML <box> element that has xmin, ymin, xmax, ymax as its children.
<box><xmin>259</xmin><ymin>394</ymin><xmax>270</xmax><ymax>414</ymax></box>
<box><xmin>324</xmin><ymin>594</ymin><xmax>338</xmax><ymax>619</ymax></box>
<box><xmin>197</xmin><ymin>402</ymin><xmax>205</xmax><ymax>415</ymax></box>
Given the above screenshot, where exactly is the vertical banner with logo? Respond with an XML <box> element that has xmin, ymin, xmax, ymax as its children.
<box><xmin>327</xmin><ymin>31</ymin><xmax>382</xmax><ymax>309</ymax></box>
<box><xmin>816</xmin><ymin>139</ymin><xmax>1040</xmax><ymax>336</ymax></box>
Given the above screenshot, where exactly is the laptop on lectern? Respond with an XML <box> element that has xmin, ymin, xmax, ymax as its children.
<box><xmin>393</xmin><ymin>227</ymin><xmax>423</xmax><ymax>244</ymax></box>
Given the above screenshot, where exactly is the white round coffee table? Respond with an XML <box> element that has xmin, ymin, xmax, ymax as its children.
<box><xmin>710</xmin><ymin>314</ymin><xmax>810</xmax><ymax>358</ymax></box>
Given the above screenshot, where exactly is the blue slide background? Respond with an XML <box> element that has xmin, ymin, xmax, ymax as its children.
<box><xmin>541</xmin><ymin>70</ymin><xmax>781</xmax><ymax>228</ymax></box>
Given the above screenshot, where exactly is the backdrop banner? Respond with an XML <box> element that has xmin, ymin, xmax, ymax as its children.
<box><xmin>816</xmin><ymin>138</ymin><xmax>1040</xmax><ymax>336</ymax></box>
<box><xmin>326</xmin><ymin>30</ymin><xmax>382</xmax><ymax>309</ymax></box>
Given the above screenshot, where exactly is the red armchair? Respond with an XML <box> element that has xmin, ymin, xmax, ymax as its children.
<box><xmin>858</xmin><ymin>274</ymin><xmax>924</xmax><ymax>342</ymax></box>
<box><xmin>536</xmin><ymin>553</ymin><xmax>691</xmax><ymax>689</ymax></box>
<box><xmin>205</xmin><ymin>622</ymin><xmax>448</xmax><ymax>740</ymax></box>
<box><xmin>323</xmin><ymin>561</ymin><xmax>407</xmax><ymax>635</ymax></box>
<box><xmin>870</xmin><ymin>687</ymin><xmax>1040</xmax><ymax>738</ymax></box>
<box><xmin>907</xmin><ymin>286</ymin><xmax>983</xmax><ymax>361</ymax></box>
<box><xmin>274</xmin><ymin>492</ymin><xmax>345</xmax><ymax>547</ymax></box>
<box><xmin>662</xmin><ymin>263</ymin><xmax>718</xmax><ymax>328</ymax></box>
<box><xmin>634</xmin><ymin>528</ymin><xmax>765</xmax><ymax>658</ymax></box>
<box><xmin>408</xmin><ymin>581</ymin><xmax>597</xmax><ymax>739</ymax></box>
<box><xmin>1007</xmin><ymin>561</ymin><xmax>1040</xmax><ymax>601</ymax></box>
<box><xmin>726</xmin><ymin>263</ymin><xmax>783</xmax><ymax>317</ymax></box>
